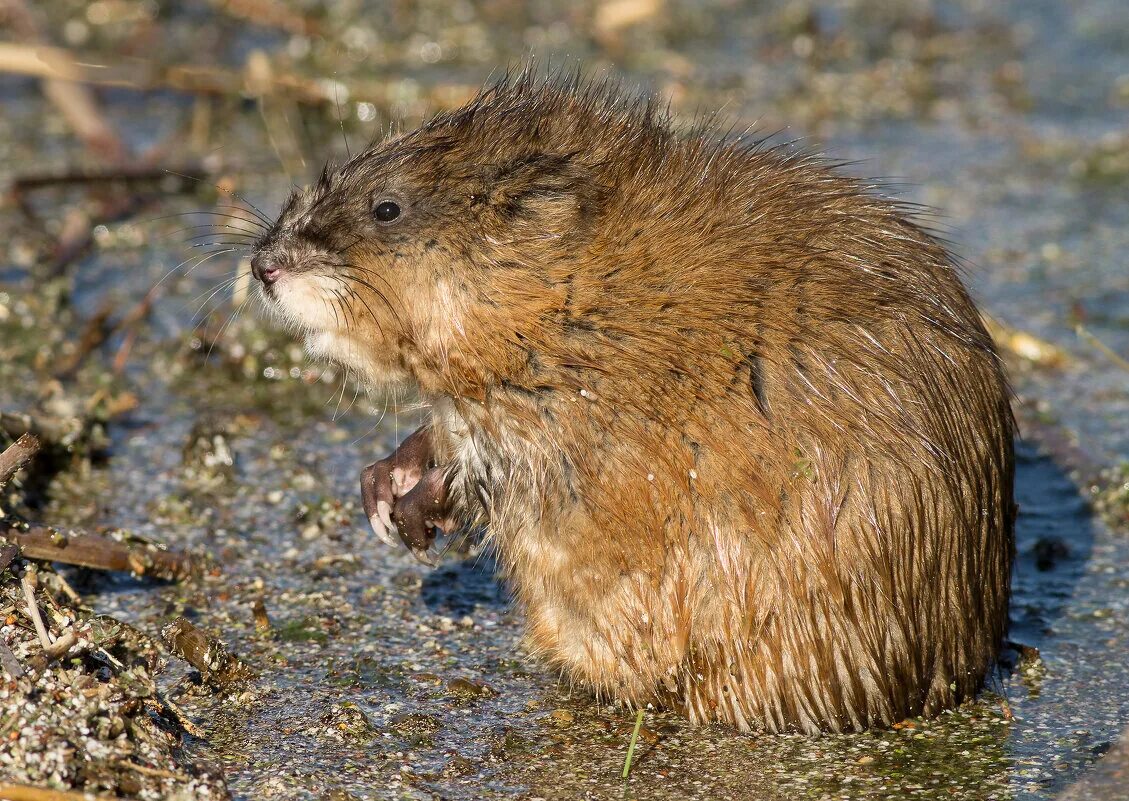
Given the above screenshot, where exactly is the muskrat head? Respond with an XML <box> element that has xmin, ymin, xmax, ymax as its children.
<box><xmin>250</xmin><ymin>92</ymin><xmax>608</xmax><ymax>397</ymax></box>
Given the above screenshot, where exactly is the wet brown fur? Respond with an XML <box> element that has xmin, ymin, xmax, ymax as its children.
<box><xmin>253</xmin><ymin>69</ymin><xmax>1015</xmax><ymax>733</ymax></box>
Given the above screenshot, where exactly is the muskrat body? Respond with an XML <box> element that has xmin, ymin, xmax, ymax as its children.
<box><xmin>250</xmin><ymin>72</ymin><xmax>1015</xmax><ymax>733</ymax></box>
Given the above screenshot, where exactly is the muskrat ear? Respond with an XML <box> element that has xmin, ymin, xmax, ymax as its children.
<box><xmin>486</xmin><ymin>153</ymin><xmax>603</xmax><ymax>231</ymax></box>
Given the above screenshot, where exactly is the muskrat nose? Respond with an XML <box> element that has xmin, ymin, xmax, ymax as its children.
<box><xmin>250</xmin><ymin>253</ymin><xmax>281</xmax><ymax>286</ymax></box>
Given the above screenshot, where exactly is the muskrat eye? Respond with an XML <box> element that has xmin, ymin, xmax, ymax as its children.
<box><xmin>374</xmin><ymin>200</ymin><xmax>401</xmax><ymax>223</ymax></box>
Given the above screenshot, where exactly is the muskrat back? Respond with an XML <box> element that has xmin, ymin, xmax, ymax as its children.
<box><xmin>250</xmin><ymin>71</ymin><xmax>1015</xmax><ymax>733</ymax></box>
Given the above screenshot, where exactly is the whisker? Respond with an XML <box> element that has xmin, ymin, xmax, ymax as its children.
<box><xmin>338</xmin><ymin>258</ymin><xmax>399</xmax><ymax>295</ymax></box>
<box><xmin>326</xmin><ymin>286</ymin><xmax>344</xmax><ymax>332</ymax></box>
<box><xmin>334</xmin><ymin>275</ymin><xmax>387</xmax><ymax>338</ymax></box>
<box><xmin>206</xmin><ymin>296</ymin><xmax>250</xmax><ymax>362</ymax></box>
<box><xmin>344</xmin><ymin>374</ymin><xmax>363</xmax><ymax>418</ymax></box>
<box><xmin>333</xmin><ymin>77</ymin><xmax>352</xmax><ymax>160</ymax></box>
<box><xmin>163</xmin><ymin>224</ymin><xmax>262</xmax><ymax>243</ymax></box>
<box><xmin>218</xmin><ymin>199</ymin><xmax>275</xmax><ymax>230</ymax></box>
<box><xmin>151</xmin><ymin>247</ymin><xmax>238</xmax><ymax>293</ymax></box>
<box><xmin>330</xmin><ymin>366</ymin><xmax>350</xmax><ymax>421</ymax></box>
<box><xmin>163</xmin><ymin>169</ymin><xmax>276</xmax><ymax>229</ymax></box>
<box><xmin>144</xmin><ymin>210</ymin><xmax>269</xmax><ymax>233</ymax></box>
<box><xmin>182</xmin><ymin>230</ymin><xmax>259</xmax><ymax>242</ymax></box>
<box><xmin>182</xmin><ymin>238</ymin><xmax>255</xmax><ymax>250</ymax></box>
<box><xmin>191</xmin><ymin>275</ymin><xmax>242</xmax><ymax>324</ymax></box>
<box><xmin>338</xmin><ymin>270</ymin><xmax>402</xmax><ymax>327</ymax></box>
<box><xmin>330</xmin><ymin>286</ymin><xmax>354</xmax><ymax>332</ymax></box>
<box><xmin>349</xmin><ymin>400</ymin><xmax>390</xmax><ymax>446</ymax></box>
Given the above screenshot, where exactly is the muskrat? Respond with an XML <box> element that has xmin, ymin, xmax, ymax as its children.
<box><xmin>249</xmin><ymin>71</ymin><xmax>1015</xmax><ymax>733</ymax></box>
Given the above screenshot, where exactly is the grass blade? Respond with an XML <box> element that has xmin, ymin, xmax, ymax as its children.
<box><xmin>622</xmin><ymin>708</ymin><xmax>645</xmax><ymax>779</ymax></box>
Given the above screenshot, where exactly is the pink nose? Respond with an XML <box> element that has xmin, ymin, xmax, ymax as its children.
<box><xmin>250</xmin><ymin>253</ymin><xmax>281</xmax><ymax>285</ymax></box>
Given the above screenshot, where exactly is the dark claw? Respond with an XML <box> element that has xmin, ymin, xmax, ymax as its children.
<box><xmin>391</xmin><ymin>466</ymin><xmax>452</xmax><ymax>566</ymax></box>
<box><xmin>360</xmin><ymin>458</ymin><xmax>396</xmax><ymax>546</ymax></box>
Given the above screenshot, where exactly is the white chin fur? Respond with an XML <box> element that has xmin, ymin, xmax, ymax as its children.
<box><xmin>266</xmin><ymin>274</ymin><xmax>345</xmax><ymax>332</ymax></box>
<box><xmin>304</xmin><ymin>321</ymin><xmax>412</xmax><ymax>390</ymax></box>
<box><xmin>260</xmin><ymin>273</ymin><xmax>412</xmax><ymax>389</ymax></box>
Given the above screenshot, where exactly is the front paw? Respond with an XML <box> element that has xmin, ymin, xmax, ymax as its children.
<box><xmin>360</xmin><ymin>426</ymin><xmax>434</xmax><ymax>547</ymax></box>
<box><xmin>360</xmin><ymin>427</ymin><xmax>453</xmax><ymax>565</ymax></box>
<box><xmin>390</xmin><ymin>466</ymin><xmax>454</xmax><ymax>567</ymax></box>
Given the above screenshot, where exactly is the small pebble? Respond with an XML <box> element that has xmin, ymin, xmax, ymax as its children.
<box><xmin>548</xmin><ymin>709</ymin><xmax>575</xmax><ymax>726</ymax></box>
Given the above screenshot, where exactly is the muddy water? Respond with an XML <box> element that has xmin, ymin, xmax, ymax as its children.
<box><xmin>2</xmin><ymin>0</ymin><xmax>1128</xmax><ymax>798</ymax></box>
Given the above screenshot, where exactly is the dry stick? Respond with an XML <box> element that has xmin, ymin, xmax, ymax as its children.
<box><xmin>41</xmin><ymin>68</ymin><xmax>127</xmax><ymax>163</ymax></box>
<box><xmin>0</xmin><ymin>784</ymin><xmax>122</xmax><ymax>801</ymax></box>
<box><xmin>52</xmin><ymin>286</ymin><xmax>162</xmax><ymax>379</ymax></box>
<box><xmin>109</xmin><ymin>285</ymin><xmax>162</xmax><ymax>375</ymax></box>
<box><xmin>1</xmin><ymin>524</ymin><xmax>203</xmax><ymax>581</ymax></box>
<box><xmin>20</xmin><ymin>568</ymin><xmax>53</xmax><ymax>649</ymax></box>
<box><xmin>1077</xmin><ymin>324</ymin><xmax>1129</xmax><ymax>374</ymax></box>
<box><xmin>0</xmin><ymin>41</ymin><xmax>329</xmax><ymax>103</ymax></box>
<box><xmin>1</xmin><ymin>1</ymin><xmax>150</xmax><ymax>279</ymax></box>
<box><xmin>0</xmin><ymin>42</ymin><xmax>479</xmax><ymax>109</ymax></box>
<box><xmin>119</xmin><ymin>760</ymin><xmax>189</xmax><ymax>781</ymax></box>
<box><xmin>0</xmin><ymin>432</ymin><xmax>41</xmax><ymax>487</ymax></box>
<box><xmin>144</xmin><ymin>693</ymin><xmax>205</xmax><ymax>739</ymax></box>
<box><xmin>110</xmin><ymin>327</ymin><xmax>140</xmax><ymax>376</ymax></box>
<box><xmin>10</xmin><ymin>162</ymin><xmax>207</xmax><ymax>278</ymax></box>
<box><xmin>25</xmin><ymin>628</ymin><xmax>78</xmax><ymax>676</ymax></box>
<box><xmin>207</xmin><ymin>0</ymin><xmax>321</xmax><ymax>35</ymax></box>
<box><xmin>0</xmin><ymin>2</ymin><xmax>127</xmax><ymax>162</ymax></box>
<box><xmin>10</xmin><ymin>164</ymin><xmax>208</xmax><ymax>193</ymax></box>
<box><xmin>48</xmin><ymin>569</ymin><xmax>83</xmax><ymax>605</ymax></box>
<box><xmin>53</xmin><ymin>303</ymin><xmax>115</xmax><ymax>380</ymax></box>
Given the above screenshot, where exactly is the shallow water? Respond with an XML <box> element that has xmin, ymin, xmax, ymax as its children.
<box><xmin>2</xmin><ymin>0</ymin><xmax>1128</xmax><ymax>798</ymax></box>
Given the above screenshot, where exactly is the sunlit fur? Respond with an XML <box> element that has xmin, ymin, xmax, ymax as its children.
<box><xmin>253</xmin><ymin>69</ymin><xmax>1015</xmax><ymax>734</ymax></box>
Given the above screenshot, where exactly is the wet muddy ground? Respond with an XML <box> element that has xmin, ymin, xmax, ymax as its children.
<box><xmin>2</xmin><ymin>0</ymin><xmax>1128</xmax><ymax>799</ymax></box>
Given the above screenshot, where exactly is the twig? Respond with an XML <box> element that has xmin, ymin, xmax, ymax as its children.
<box><xmin>39</xmin><ymin>196</ymin><xmax>146</xmax><ymax>280</ymax></box>
<box><xmin>53</xmin><ymin>287</ymin><xmax>162</xmax><ymax>380</ymax></box>
<box><xmin>207</xmin><ymin>0</ymin><xmax>321</xmax><ymax>36</ymax></box>
<box><xmin>1077</xmin><ymin>324</ymin><xmax>1129</xmax><ymax>374</ymax></box>
<box><xmin>1</xmin><ymin>523</ymin><xmax>204</xmax><ymax>581</ymax></box>
<box><xmin>0</xmin><ymin>432</ymin><xmax>41</xmax><ymax>487</ymax></box>
<box><xmin>0</xmin><ymin>783</ymin><xmax>122</xmax><ymax>801</ymax></box>
<box><xmin>53</xmin><ymin>304</ymin><xmax>114</xmax><ymax>380</ymax></box>
<box><xmin>25</xmin><ymin>628</ymin><xmax>78</xmax><ymax>676</ymax></box>
<box><xmin>42</xmin><ymin>629</ymin><xmax>77</xmax><ymax>660</ymax></box>
<box><xmin>21</xmin><ymin>567</ymin><xmax>53</xmax><ymax>649</ymax></box>
<box><xmin>120</xmin><ymin>760</ymin><xmax>189</xmax><ymax>781</ymax></box>
<box><xmin>109</xmin><ymin>286</ymin><xmax>162</xmax><ymax>375</ymax></box>
<box><xmin>148</xmin><ymin>692</ymin><xmax>205</xmax><ymax>739</ymax></box>
<box><xmin>10</xmin><ymin>164</ymin><xmax>207</xmax><ymax>194</ymax></box>
<box><xmin>48</xmin><ymin>568</ymin><xmax>83</xmax><ymax>605</ymax></box>
<box><xmin>0</xmin><ymin>42</ymin><xmax>478</xmax><ymax>109</ymax></box>
<box><xmin>0</xmin><ymin>41</ymin><xmax>328</xmax><ymax>104</ymax></box>
<box><xmin>0</xmin><ymin>2</ymin><xmax>125</xmax><ymax>163</ymax></box>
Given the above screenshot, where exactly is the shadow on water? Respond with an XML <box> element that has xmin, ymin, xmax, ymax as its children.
<box><xmin>1010</xmin><ymin>440</ymin><xmax>1095</xmax><ymax>650</ymax></box>
<box><xmin>421</xmin><ymin>552</ymin><xmax>509</xmax><ymax>618</ymax></box>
